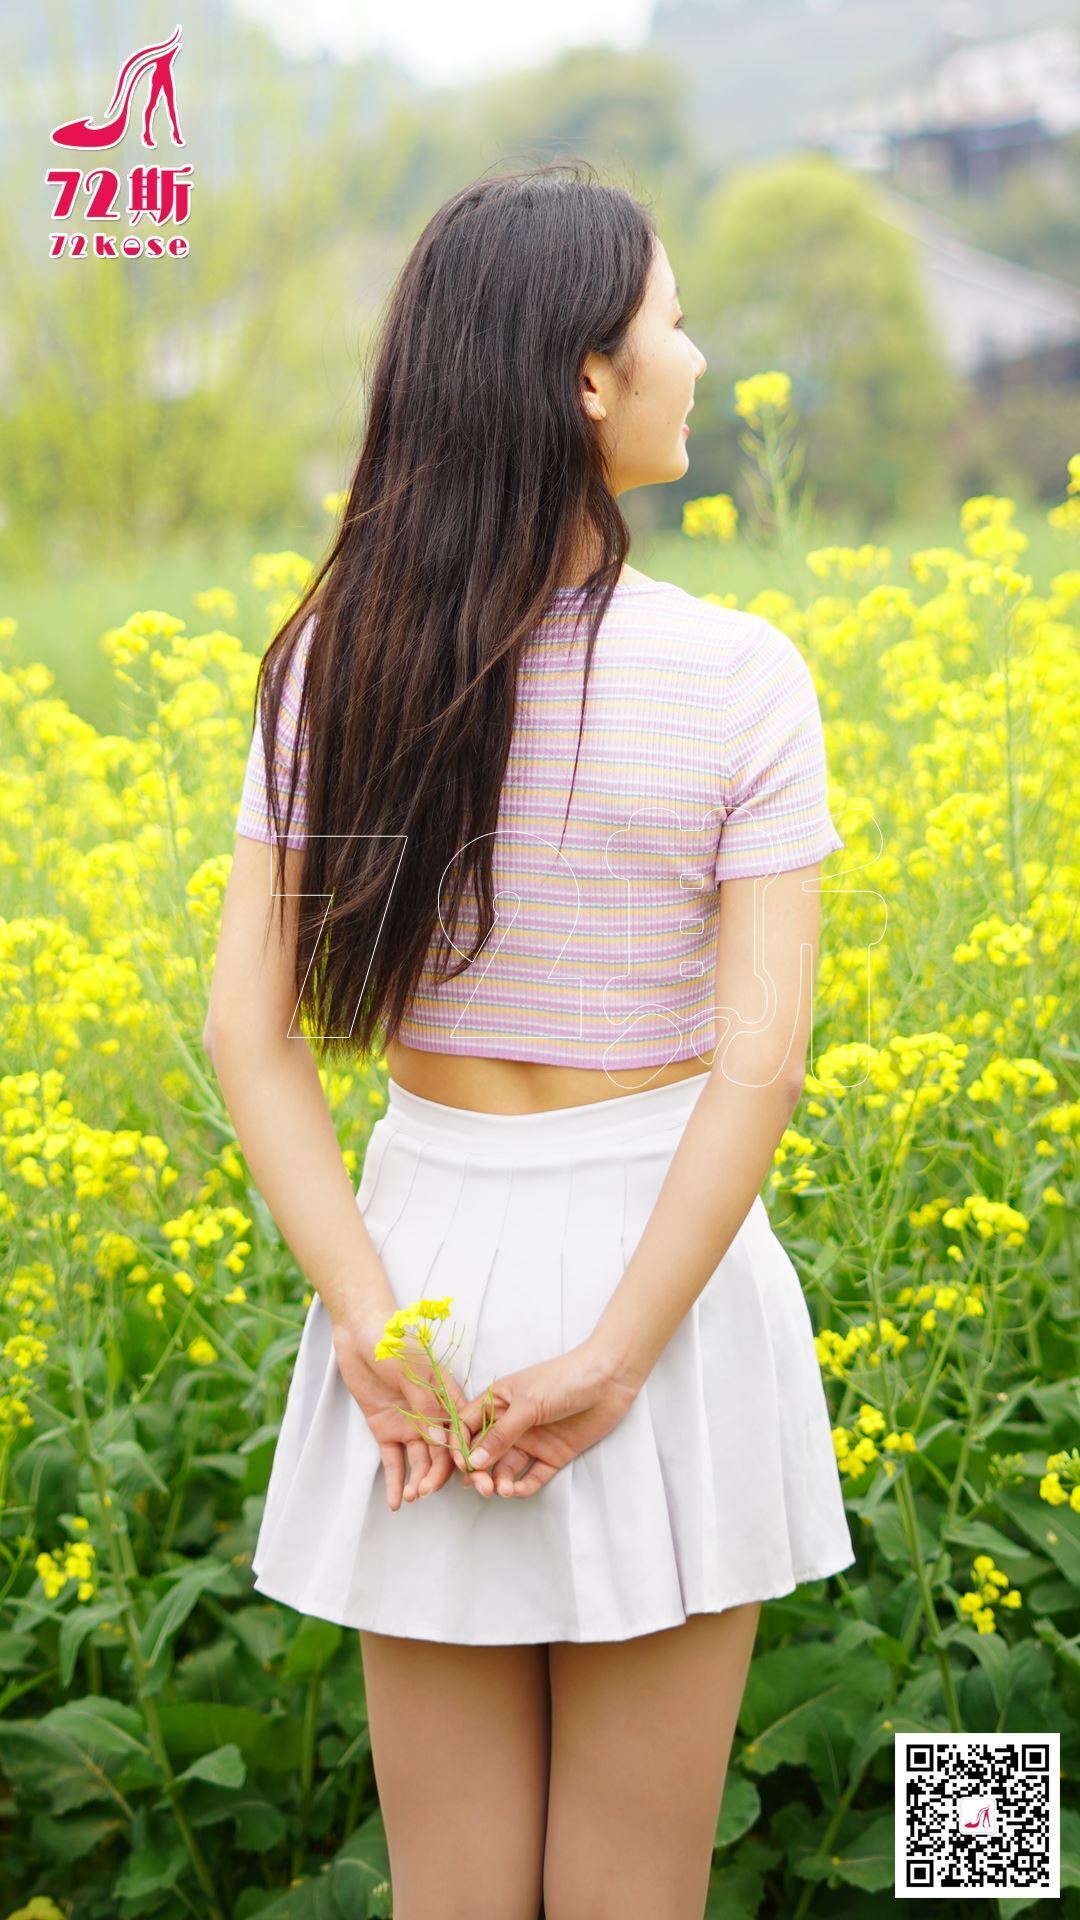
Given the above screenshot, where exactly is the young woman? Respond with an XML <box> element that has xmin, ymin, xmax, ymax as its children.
<box><xmin>205</xmin><ymin>164</ymin><xmax>855</xmax><ymax>1920</ymax></box>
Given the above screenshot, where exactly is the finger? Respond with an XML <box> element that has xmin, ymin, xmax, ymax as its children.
<box><xmin>417</xmin><ymin>1430</ymin><xmax>456</xmax><ymax>1495</ymax></box>
<box><xmin>450</xmin><ymin>1442</ymin><xmax>494</xmax><ymax>1495</ymax></box>
<box><xmin>402</xmin><ymin>1437</ymin><xmax>432</xmax><ymax>1501</ymax></box>
<box><xmin>492</xmin><ymin>1447</ymin><xmax>531</xmax><ymax>1498</ymax></box>
<box><xmin>511</xmin><ymin>1457</ymin><xmax>559</xmax><ymax>1497</ymax></box>
<box><xmin>461</xmin><ymin>1460</ymin><xmax>495</xmax><ymax>1497</ymax></box>
<box><xmin>456</xmin><ymin>1409</ymin><xmax>533</xmax><ymax>1475</ymax></box>
<box><xmin>455</xmin><ymin>1383</ymin><xmax>508</xmax><ymax>1432</ymax></box>
<box><xmin>380</xmin><ymin>1442</ymin><xmax>406</xmax><ymax>1511</ymax></box>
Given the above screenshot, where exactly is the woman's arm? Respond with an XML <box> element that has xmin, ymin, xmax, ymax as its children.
<box><xmin>204</xmin><ymin>836</ymin><xmax>397</xmax><ymax>1328</ymax></box>
<box><xmin>589</xmin><ymin>860</ymin><xmax>823</xmax><ymax>1388</ymax></box>
<box><xmin>205</xmin><ymin>834</ymin><xmax>465</xmax><ymax>1508</ymax></box>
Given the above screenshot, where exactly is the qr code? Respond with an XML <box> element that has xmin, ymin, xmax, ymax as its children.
<box><xmin>896</xmin><ymin>1733</ymin><xmax>1060</xmax><ymax>1898</ymax></box>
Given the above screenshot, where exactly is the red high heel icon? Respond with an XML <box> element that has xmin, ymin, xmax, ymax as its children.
<box><xmin>964</xmin><ymin>1805</ymin><xmax>992</xmax><ymax>1830</ymax></box>
<box><xmin>51</xmin><ymin>26</ymin><xmax>184</xmax><ymax>151</ymax></box>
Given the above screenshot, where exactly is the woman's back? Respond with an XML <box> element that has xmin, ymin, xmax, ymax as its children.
<box><xmin>235</xmin><ymin>576</ymin><xmax>844</xmax><ymax>1105</ymax></box>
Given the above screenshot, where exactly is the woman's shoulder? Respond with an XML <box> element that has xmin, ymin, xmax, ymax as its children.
<box><xmin>627</xmin><ymin>578</ymin><xmax>769</xmax><ymax>649</ymax></box>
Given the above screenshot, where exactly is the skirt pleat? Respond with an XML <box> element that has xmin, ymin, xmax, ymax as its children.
<box><xmin>251</xmin><ymin>1073</ymin><xmax>857</xmax><ymax>1643</ymax></box>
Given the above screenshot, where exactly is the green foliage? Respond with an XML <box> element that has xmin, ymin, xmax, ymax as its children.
<box><xmin>692</xmin><ymin>152</ymin><xmax>959</xmax><ymax>522</ymax></box>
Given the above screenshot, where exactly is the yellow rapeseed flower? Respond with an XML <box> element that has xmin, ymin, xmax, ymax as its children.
<box><xmin>734</xmin><ymin>371</ymin><xmax>791</xmax><ymax>428</ymax></box>
<box><xmin>193</xmin><ymin>587</ymin><xmax>238</xmax><ymax>622</ymax></box>
<box><xmin>682</xmin><ymin>494</ymin><xmax>738</xmax><ymax>542</ymax></box>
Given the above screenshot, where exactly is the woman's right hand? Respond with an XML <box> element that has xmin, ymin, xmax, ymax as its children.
<box><xmin>331</xmin><ymin>1308</ymin><xmax>470</xmax><ymax>1511</ymax></box>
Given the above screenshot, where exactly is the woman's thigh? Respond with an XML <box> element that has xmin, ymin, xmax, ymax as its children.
<box><xmin>543</xmin><ymin>1603</ymin><xmax>762</xmax><ymax>1920</ymax></box>
<box><xmin>359</xmin><ymin>1628</ymin><xmax>551</xmax><ymax>1920</ymax></box>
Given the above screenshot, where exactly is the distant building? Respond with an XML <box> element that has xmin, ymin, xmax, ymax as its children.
<box><xmin>804</xmin><ymin>25</ymin><xmax>1080</xmax><ymax>196</ymax></box>
<box><xmin>871</xmin><ymin>184</ymin><xmax>1080</xmax><ymax>386</ymax></box>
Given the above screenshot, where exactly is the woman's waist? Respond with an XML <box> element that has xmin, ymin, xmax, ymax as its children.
<box><xmin>377</xmin><ymin>1050</ymin><xmax>714</xmax><ymax>1159</ymax></box>
<box><xmin>383</xmin><ymin>1039</ymin><xmax>714</xmax><ymax>1118</ymax></box>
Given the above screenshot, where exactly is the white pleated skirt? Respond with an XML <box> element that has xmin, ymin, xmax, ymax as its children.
<box><xmin>250</xmin><ymin>1070</ymin><xmax>856</xmax><ymax>1644</ymax></box>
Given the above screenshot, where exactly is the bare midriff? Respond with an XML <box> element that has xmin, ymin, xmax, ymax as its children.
<box><xmin>383</xmin><ymin>1039</ymin><xmax>716</xmax><ymax>1115</ymax></box>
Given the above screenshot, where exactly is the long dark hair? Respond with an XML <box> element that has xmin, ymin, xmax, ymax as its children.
<box><xmin>250</xmin><ymin>161</ymin><xmax>658</xmax><ymax>1060</ymax></box>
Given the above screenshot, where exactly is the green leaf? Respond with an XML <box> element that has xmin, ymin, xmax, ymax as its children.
<box><xmin>714</xmin><ymin>1771</ymin><xmax>760</xmax><ymax>1851</ymax></box>
<box><xmin>241</xmin><ymin>1812</ymin><xmax>393</xmax><ymax>1919</ymax></box>
<box><xmin>950</xmin><ymin>1624</ymin><xmax>1011</xmax><ymax>1713</ymax></box>
<box><xmin>156</xmin><ymin>1700</ymin><xmax>303</xmax><ymax>1773</ymax></box>
<box><xmin>812</xmin><ymin>1811</ymin><xmax>896</xmax><ymax>1892</ymax></box>
<box><xmin>192</xmin><ymin>1450</ymin><xmax>249</xmax><ymax>1479</ymax></box>
<box><xmin>1032</xmin><ymin>1616</ymin><xmax>1080</xmax><ymax>1677</ymax></box>
<box><xmin>115</xmin><ymin>1837</ymin><xmax>189</xmax><ymax>1903</ymax></box>
<box><xmin>99</xmin><ymin>1436</ymin><xmax>170</xmax><ymax>1497</ymax></box>
<box><xmin>971</xmin><ymin>1384</ymin><xmax>1035</xmax><ymax>1441</ymax></box>
<box><xmin>868</xmin><ymin>1500</ymin><xmax>936</xmax><ymax>1569</ymax></box>
<box><xmin>0</xmin><ymin>1698</ymin><xmax>155</xmax><ymax>1815</ymax></box>
<box><xmin>332</xmin><ymin>1805</ymin><xmax>391</xmax><ymax>1865</ymax></box>
<box><xmin>0</xmin><ymin>1628</ymin><xmax>37</xmax><ymax>1671</ymax></box>
<box><xmin>706</xmin><ymin>1834</ymin><xmax>785</xmax><ymax>1917</ymax></box>
<box><xmin>223</xmin><ymin>1605</ymin><xmax>286</xmax><ymax>1670</ymax></box>
<box><xmin>30</xmin><ymin>1807</ymin><xmax>127</xmax><ymax>1862</ymax></box>
<box><xmin>58</xmin><ymin>1598</ymin><xmax>126</xmax><ymax>1688</ymax></box>
<box><xmin>1025</xmin><ymin>1576</ymin><xmax>1080</xmax><ymax>1616</ymax></box>
<box><xmin>44</xmin><ymin>1693</ymin><xmax>147</xmax><ymax>1753</ymax></box>
<box><xmin>281</xmin><ymin>1616</ymin><xmax>344</xmax><ymax>1682</ymax></box>
<box><xmin>246</xmin><ymin>1874</ymin><xmax>340</xmax><ymax>1918</ymax></box>
<box><xmin>739</xmin><ymin>1643</ymin><xmax>888</xmax><ymax>1775</ymax></box>
<box><xmin>173</xmin><ymin>1636</ymin><xmax>245</xmax><ymax>1699</ymax></box>
<box><xmin>323</xmin><ymin>1661</ymin><xmax>368</xmax><ymax>1737</ymax></box>
<box><xmin>175</xmin><ymin>1742</ymin><xmax>246</xmax><ymax>1790</ymax></box>
<box><xmin>138</xmin><ymin>1560</ymin><xmax>236</xmax><ymax>1671</ymax></box>
<box><xmin>945</xmin><ymin>1517</ymin><xmax>1030</xmax><ymax>1559</ymax></box>
<box><xmin>230</xmin><ymin>1794</ymin><xmax>289</xmax><ymax>1851</ymax></box>
<box><xmin>772</xmin><ymin>1800</ymin><xmax>826</xmax><ymax>1883</ymax></box>
<box><xmin>1061</xmin><ymin>1807</ymin><xmax>1080</xmax><ymax>1889</ymax></box>
<box><xmin>994</xmin><ymin>1489</ymin><xmax>1080</xmax><ymax>1589</ymax></box>
<box><xmin>1024</xmin><ymin>1380</ymin><xmax>1080</xmax><ymax>1423</ymax></box>
<box><xmin>944</xmin><ymin>1519</ymin><xmax>1045</xmax><ymax>1585</ymax></box>
<box><xmin>849</xmin><ymin>1708</ymin><xmax>950</xmax><ymax>1780</ymax></box>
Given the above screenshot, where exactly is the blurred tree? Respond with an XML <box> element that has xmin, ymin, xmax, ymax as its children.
<box><xmin>688</xmin><ymin>151</ymin><xmax>959</xmax><ymax>525</ymax></box>
<box><xmin>0</xmin><ymin>0</ymin><xmax>420</xmax><ymax>571</ymax></box>
<box><xmin>482</xmin><ymin>45</ymin><xmax>690</xmax><ymax>179</ymax></box>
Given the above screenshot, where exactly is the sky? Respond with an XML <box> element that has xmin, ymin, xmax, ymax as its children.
<box><xmin>232</xmin><ymin>0</ymin><xmax>656</xmax><ymax>87</ymax></box>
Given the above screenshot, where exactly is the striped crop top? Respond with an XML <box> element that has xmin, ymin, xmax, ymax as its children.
<box><xmin>235</xmin><ymin>580</ymin><xmax>845</xmax><ymax>1070</ymax></box>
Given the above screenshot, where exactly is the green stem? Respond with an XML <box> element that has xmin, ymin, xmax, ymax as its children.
<box><xmin>291</xmin><ymin>1671</ymin><xmax>321</xmax><ymax>1882</ymax></box>
<box><xmin>343</xmin><ymin>1733</ymin><xmax>374</xmax><ymax>1837</ymax></box>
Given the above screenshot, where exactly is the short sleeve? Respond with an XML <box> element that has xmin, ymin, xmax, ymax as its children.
<box><xmin>235</xmin><ymin>614</ymin><xmax>315</xmax><ymax>850</ymax></box>
<box><xmin>713</xmin><ymin>617</ymin><xmax>844</xmax><ymax>883</ymax></box>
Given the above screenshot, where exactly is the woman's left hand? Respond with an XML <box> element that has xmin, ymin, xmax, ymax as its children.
<box><xmin>451</xmin><ymin>1340</ymin><xmax>640</xmax><ymax>1499</ymax></box>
